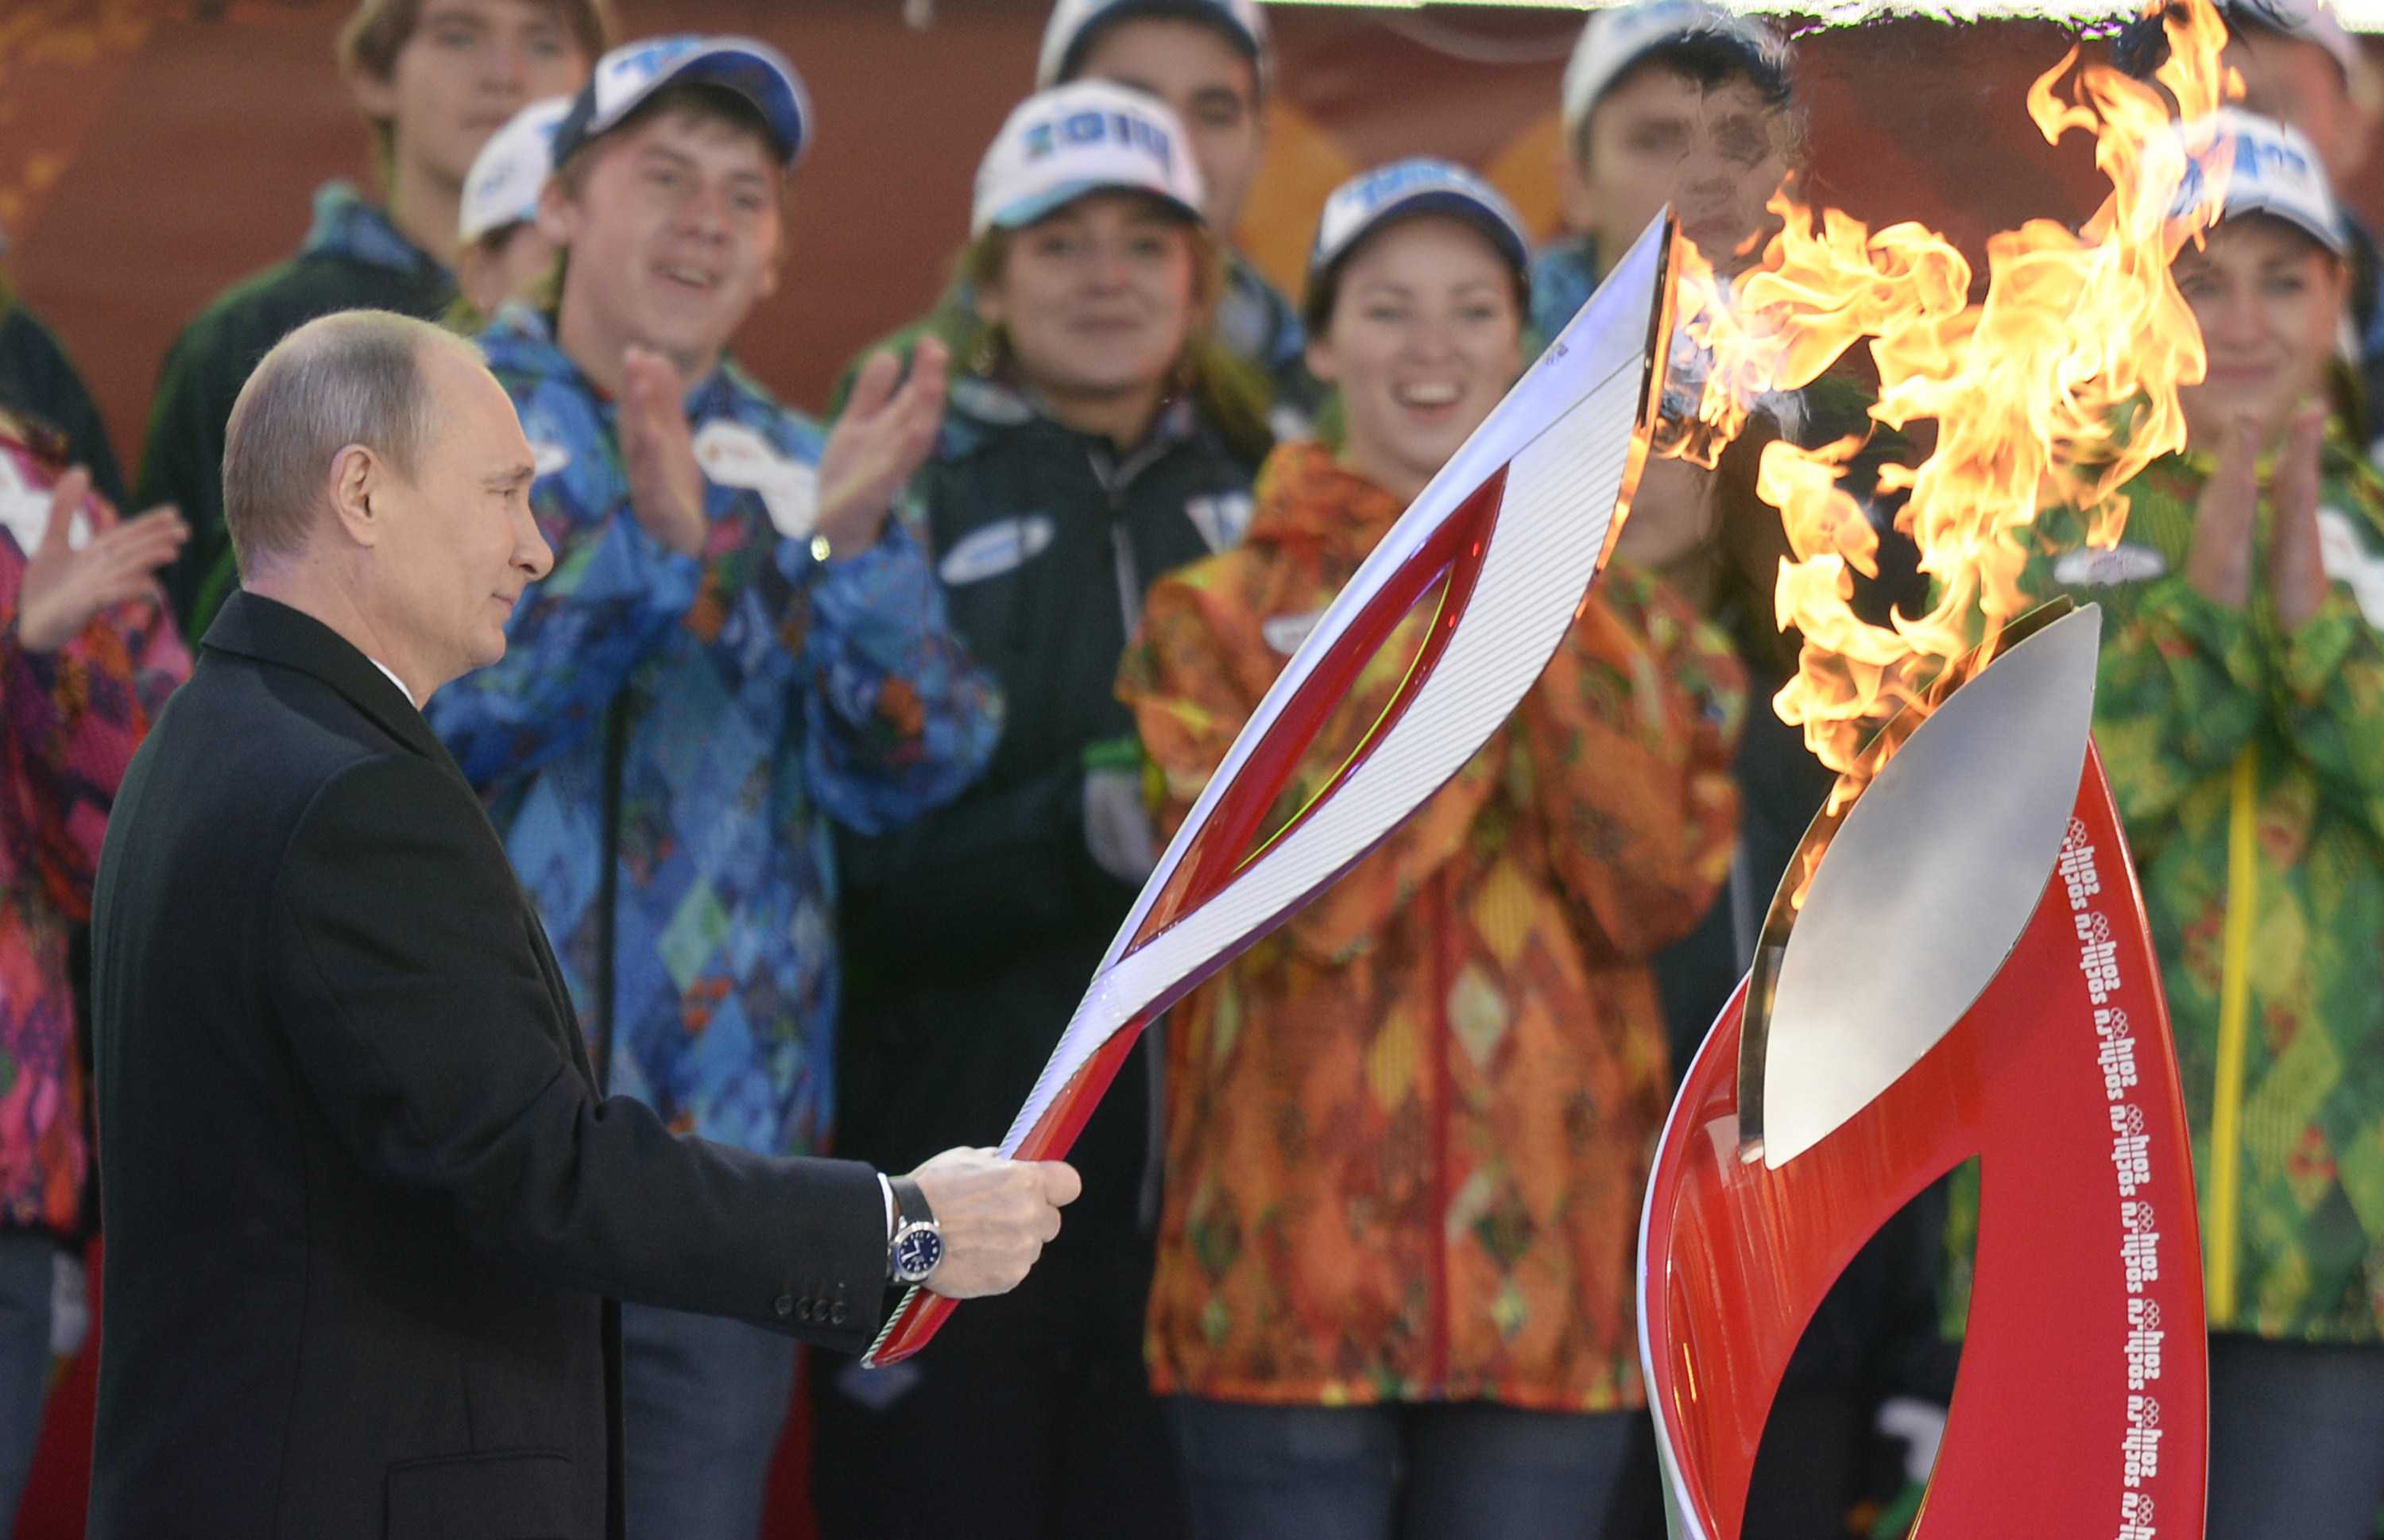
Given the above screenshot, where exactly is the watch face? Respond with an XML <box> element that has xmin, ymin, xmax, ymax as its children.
<box><xmin>894</xmin><ymin>1225</ymin><xmax>944</xmax><ymax>1282</ymax></box>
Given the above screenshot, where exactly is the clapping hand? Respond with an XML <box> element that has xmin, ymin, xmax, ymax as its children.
<box><xmin>2267</xmin><ymin>399</ymin><xmax>2328</xmax><ymax>632</ymax></box>
<box><xmin>814</xmin><ymin>339</ymin><xmax>950</xmax><ymax>560</ymax></box>
<box><xmin>15</xmin><ymin>469</ymin><xmax>187</xmax><ymax>653</ymax></box>
<box><xmin>2185</xmin><ymin>400</ymin><xmax>2332</xmax><ymax>630</ymax></box>
<box><xmin>620</xmin><ymin>346</ymin><xmax>707</xmax><ymax>559</ymax></box>
<box><xmin>2185</xmin><ymin>411</ymin><xmax>2263</xmax><ymax>611</ymax></box>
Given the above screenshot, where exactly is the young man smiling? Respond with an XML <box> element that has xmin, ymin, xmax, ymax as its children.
<box><xmin>138</xmin><ymin>0</ymin><xmax>609</xmax><ymax>637</ymax></box>
<box><xmin>1531</xmin><ymin>0</ymin><xmax>1796</xmax><ymax>342</ymax></box>
<box><xmin>423</xmin><ymin>37</ymin><xmax>1002</xmax><ymax>1540</ymax></box>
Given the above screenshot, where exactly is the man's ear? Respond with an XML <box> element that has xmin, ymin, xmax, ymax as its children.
<box><xmin>1303</xmin><ymin>330</ymin><xmax>1339</xmax><ymax>389</ymax></box>
<box><xmin>327</xmin><ymin>443</ymin><xmax>386</xmax><ymax>550</ymax></box>
<box><xmin>2327</xmin><ymin>103</ymin><xmax>2373</xmax><ymax>183</ymax></box>
<box><xmin>756</xmin><ymin>175</ymin><xmax>793</xmax><ymax>302</ymax></box>
<box><xmin>973</xmin><ymin>277</ymin><xmax>1007</xmax><ymax>331</ymax></box>
<box><xmin>346</xmin><ymin>62</ymin><xmax>400</xmax><ymax>136</ymax></box>
<box><xmin>535</xmin><ymin>176</ymin><xmax>582</xmax><ymax>250</ymax></box>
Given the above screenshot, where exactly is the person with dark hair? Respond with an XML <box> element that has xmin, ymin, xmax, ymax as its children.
<box><xmin>2115</xmin><ymin>0</ymin><xmax>2384</xmax><ymax>459</ymax></box>
<box><xmin>0</xmin><ymin>417</ymin><xmax>186</xmax><ymax>1532</ymax></box>
<box><xmin>813</xmin><ymin>80</ymin><xmax>1264</xmax><ymax>1540</ymax></box>
<box><xmin>421</xmin><ymin>37</ymin><xmax>1006</xmax><ymax>1540</ymax></box>
<box><xmin>1117</xmin><ymin>158</ymin><xmax>1744</xmax><ymax>1540</ymax></box>
<box><xmin>0</xmin><ymin>258</ymin><xmax>126</xmax><ymax>511</ymax></box>
<box><xmin>137</xmin><ymin>0</ymin><xmax>609</xmax><ymax>637</ymax></box>
<box><xmin>1532</xmin><ymin>0</ymin><xmax>1797</xmax><ymax>344</ymax></box>
<box><xmin>0</xmin><ymin>245</ymin><xmax>149</xmax><ymax>1319</ymax></box>
<box><xmin>91</xmin><ymin>308</ymin><xmax>1074</xmax><ymax>1540</ymax></box>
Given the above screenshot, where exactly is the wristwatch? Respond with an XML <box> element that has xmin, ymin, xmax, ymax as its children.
<box><xmin>887</xmin><ymin>1176</ymin><xmax>944</xmax><ymax>1284</ymax></box>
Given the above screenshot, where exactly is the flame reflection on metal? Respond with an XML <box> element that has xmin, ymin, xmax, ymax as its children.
<box><xmin>1740</xmin><ymin>602</ymin><xmax>2100</xmax><ymax>1169</ymax></box>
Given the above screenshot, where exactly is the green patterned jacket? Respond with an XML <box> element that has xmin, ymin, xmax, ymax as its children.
<box><xmin>1995</xmin><ymin>427</ymin><xmax>2384</xmax><ymax>1342</ymax></box>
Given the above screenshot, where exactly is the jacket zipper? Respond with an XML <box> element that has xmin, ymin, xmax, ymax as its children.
<box><xmin>590</xmin><ymin>695</ymin><xmax>629</xmax><ymax>1095</ymax></box>
<box><xmin>2206</xmin><ymin>745</ymin><xmax>2259</xmax><ymax>1323</ymax></box>
<box><xmin>1090</xmin><ymin>442</ymin><xmax>1169</xmax><ymax>1232</ymax></box>
<box><xmin>1427</xmin><ymin>867</ymin><xmax>1453</xmax><ymax>1391</ymax></box>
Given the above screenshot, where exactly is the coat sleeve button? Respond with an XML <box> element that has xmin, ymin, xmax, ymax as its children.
<box><xmin>773</xmin><ymin>1293</ymin><xmax>795</xmax><ymax>1319</ymax></box>
<box><xmin>830</xmin><ymin>1302</ymin><xmax>849</xmax><ymax>1327</ymax></box>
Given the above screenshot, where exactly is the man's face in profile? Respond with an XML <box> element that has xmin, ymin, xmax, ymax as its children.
<box><xmin>373</xmin><ymin>346</ymin><xmax>551</xmax><ymax>692</ymax></box>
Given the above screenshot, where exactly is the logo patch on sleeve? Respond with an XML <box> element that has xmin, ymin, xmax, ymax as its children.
<box><xmin>1261</xmin><ymin>609</ymin><xmax>1326</xmax><ymax>656</ymax></box>
<box><xmin>2051</xmin><ymin>543</ymin><xmax>2168</xmax><ymax>588</ymax></box>
<box><xmin>693</xmin><ymin>420</ymin><xmax>819</xmax><ymax>540</ymax></box>
<box><xmin>2317</xmin><ymin>507</ymin><xmax>2384</xmax><ymax>627</ymax></box>
<box><xmin>0</xmin><ymin>449</ymin><xmax>89</xmax><ymax>553</ymax></box>
<box><xmin>1185</xmin><ymin>492</ymin><xmax>1255</xmax><ymax>553</ymax></box>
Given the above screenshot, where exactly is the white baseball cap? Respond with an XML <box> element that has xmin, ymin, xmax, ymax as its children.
<box><xmin>2169</xmin><ymin>109</ymin><xmax>2347</xmax><ymax>255</ymax></box>
<box><xmin>1562</xmin><ymin>0</ymin><xmax>1794</xmax><ymax>141</ymax></box>
<box><xmin>1307</xmin><ymin>157</ymin><xmax>1531</xmax><ymax>302</ymax></box>
<box><xmin>1036</xmin><ymin>0</ymin><xmax>1269</xmax><ymax>92</ymax></box>
<box><xmin>460</xmin><ymin>97</ymin><xmax>572</xmax><ymax>245</ymax></box>
<box><xmin>971</xmin><ymin>81</ymin><xmax>1207</xmax><ymax>238</ymax></box>
<box><xmin>554</xmin><ymin>36</ymin><xmax>811</xmax><ymax>169</ymax></box>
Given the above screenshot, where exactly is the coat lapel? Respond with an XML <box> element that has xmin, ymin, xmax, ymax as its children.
<box><xmin>203</xmin><ymin>592</ymin><xmax>602</xmax><ymax>1093</ymax></box>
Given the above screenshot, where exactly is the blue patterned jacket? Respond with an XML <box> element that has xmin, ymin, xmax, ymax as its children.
<box><xmin>429</xmin><ymin>308</ymin><xmax>1001</xmax><ymax>1157</ymax></box>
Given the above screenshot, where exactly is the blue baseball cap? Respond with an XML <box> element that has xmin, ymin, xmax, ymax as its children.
<box><xmin>1307</xmin><ymin>157</ymin><xmax>1532</xmax><ymax>296</ymax></box>
<box><xmin>554</xmin><ymin>36</ymin><xmax>811</xmax><ymax>169</ymax></box>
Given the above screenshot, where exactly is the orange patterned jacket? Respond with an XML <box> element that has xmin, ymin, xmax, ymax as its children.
<box><xmin>1117</xmin><ymin>442</ymin><xmax>1747</xmax><ymax>1410</ymax></box>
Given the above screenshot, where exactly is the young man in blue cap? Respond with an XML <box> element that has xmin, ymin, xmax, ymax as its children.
<box><xmin>423</xmin><ymin>36</ymin><xmax>1004</xmax><ymax>1540</ymax></box>
<box><xmin>137</xmin><ymin>0</ymin><xmax>610</xmax><ymax>637</ymax></box>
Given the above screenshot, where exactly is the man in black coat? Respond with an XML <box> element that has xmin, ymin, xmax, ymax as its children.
<box><xmin>87</xmin><ymin>308</ymin><xmax>1077</xmax><ymax>1540</ymax></box>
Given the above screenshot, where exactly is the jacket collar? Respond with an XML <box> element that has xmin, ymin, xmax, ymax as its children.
<box><xmin>199</xmin><ymin>590</ymin><xmax>457</xmax><ymax>772</ymax></box>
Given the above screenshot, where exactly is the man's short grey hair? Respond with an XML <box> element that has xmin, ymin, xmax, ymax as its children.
<box><xmin>220</xmin><ymin>309</ymin><xmax>481</xmax><ymax>574</ymax></box>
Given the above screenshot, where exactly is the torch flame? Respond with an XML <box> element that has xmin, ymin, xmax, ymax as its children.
<box><xmin>1654</xmin><ymin>0</ymin><xmax>2243</xmax><ymax>901</ymax></box>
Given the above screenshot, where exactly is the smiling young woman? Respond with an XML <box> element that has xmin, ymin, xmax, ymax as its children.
<box><xmin>2004</xmin><ymin>110</ymin><xmax>2384</xmax><ymax>1540</ymax></box>
<box><xmin>1113</xmin><ymin>157</ymin><xmax>1747</xmax><ymax>1540</ymax></box>
<box><xmin>813</xmin><ymin>81</ymin><xmax>1271</xmax><ymax>1540</ymax></box>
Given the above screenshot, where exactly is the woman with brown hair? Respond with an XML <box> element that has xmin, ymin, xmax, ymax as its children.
<box><xmin>1117</xmin><ymin>158</ymin><xmax>1745</xmax><ymax>1540</ymax></box>
<box><xmin>818</xmin><ymin>81</ymin><xmax>1269</xmax><ymax>1540</ymax></box>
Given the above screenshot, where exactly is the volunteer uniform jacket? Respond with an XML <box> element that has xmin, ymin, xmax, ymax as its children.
<box><xmin>834</xmin><ymin>374</ymin><xmax>1259</xmax><ymax>1248</ymax></box>
<box><xmin>430</xmin><ymin>308</ymin><xmax>1000</xmax><ymax>1164</ymax></box>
